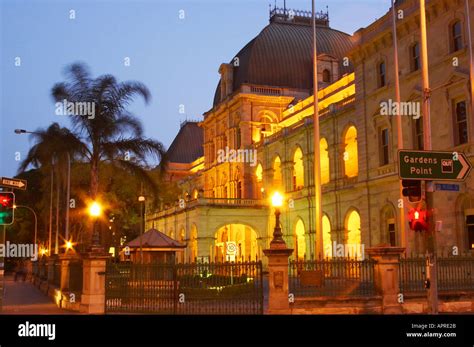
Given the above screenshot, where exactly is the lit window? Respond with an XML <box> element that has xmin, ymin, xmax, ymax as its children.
<box><xmin>345</xmin><ymin>210</ymin><xmax>361</xmax><ymax>258</ymax></box>
<box><xmin>411</xmin><ymin>43</ymin><xmax>420</xmax><ymax>71</ymax></box>
<box><xmin>451</xmin><ymin>21</ymin><xmax>463</xmax><ymax>52</ymax></box>
<box><xmin>454</xmin><ymin>100</ymin><xmax>468</xmax><ymax>145</ymax></box>
<box><xmin>388</xmin><ymin>221</ymin><xmax>396</xmax><ymax>247</ymax></box>
<box><xmin>255</xmin><ymin>164</ymin><xmax>263</xmax><ymax>183</ymax></box>
<box><xmin>343</xmin><ymin>126</ymin><xmax>359</xmax><ymax>178</ymax></box>
<box><xmin>320</xmin><ymin>138</ymin><xmax>330</xmax><ymax>184</ymax></box>
<box><xmin>295</xmin><ymin>219</ymin><xmax>306</xmax><ymax>260</ymax></box>
<box><xmin>293</xmin><ymin>148</ymin><xmax>304</xmax><ymax>190</ymax></box>
<box><xmin>380</xmin><ymin>128</ymin><xmax>389</xmax><ymax>166</ymax></box>
<box><xmin>378</xmin><ymin>61</ymin><xmax>386</xmax><ymax>88</ymax></box>
<box><xmin>322</xmin><ymin>215</ymin><xmax>332</xmax><ymax>258</ymax></box>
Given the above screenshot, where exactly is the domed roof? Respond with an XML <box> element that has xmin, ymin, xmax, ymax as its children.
<box><xmin>213</xmin><ymin>14</ymin><xmax>355</xmax><ymax>106</ymax></box>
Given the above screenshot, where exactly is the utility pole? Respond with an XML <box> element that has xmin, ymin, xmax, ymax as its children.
<box><xmin>391</xmin><ymin>0</ymin><xmax>408</xmax><ymax>254</ymax></box>
<box><xmin>312</xmin><ymin>0</ymin><xmax>323</xmax><ymax>257</ymax></box>
<box><xmin>419</xmin><ymin>0</ymin><xmax>438</xmax><ymax>314</ymax></box>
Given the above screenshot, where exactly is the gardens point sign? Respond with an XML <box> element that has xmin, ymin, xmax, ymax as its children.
<box><xmin>398</xmin><ymin>150</ymin><xmax>472</xmax><ymax>181</ymax></box>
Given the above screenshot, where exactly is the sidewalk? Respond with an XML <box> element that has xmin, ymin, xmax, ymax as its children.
<box><xmin>1</xmin><ymin>275</ymin><xmax>76</xmax><ymax>314</ymax></box>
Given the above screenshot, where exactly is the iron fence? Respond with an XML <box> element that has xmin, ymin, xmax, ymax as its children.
<box><xmin>289</xmin><ymin>257</ymin><xmax>376</xmax><ymax>297</ymax></box>
<box><xmin>105</xmin><ymin>260</ymin><xmax>263</xmax><ymax>315</ymax></box>
<box><xmin>399</xmin><ymin>254</ymin><xmax>474</xmax><ymax>294</ymax></box>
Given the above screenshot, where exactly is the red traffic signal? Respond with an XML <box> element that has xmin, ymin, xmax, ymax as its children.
<box><xmin>0</xmin><ymin>192</ymin><xmax>15</xmax><ymax>225</ymax></box>
<box><xmin>408</xmin><ymin>208</ymin><xmax>428</xmax><ymax>232</ymax></box>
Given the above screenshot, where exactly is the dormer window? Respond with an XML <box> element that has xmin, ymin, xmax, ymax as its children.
<box><xmin>218</xmin><ymin>63</ymin><xmax>234</xmax><ymax>100</ymax></box>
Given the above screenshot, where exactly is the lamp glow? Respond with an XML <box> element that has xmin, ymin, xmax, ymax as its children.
<box><xmin>88</xmin><ymin>201</ymin><xmax>102</xmax><ymax>217</ymax></box>
<box><xmin>271</xmin><ymin>192</ymin><xmax>284</xmax><ymax>207</ymax></box>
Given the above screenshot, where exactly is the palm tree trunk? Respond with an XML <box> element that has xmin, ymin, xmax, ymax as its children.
<box><xmin>90</xmin><ymin>156</ymin><xmax>99</xmax><ymax>199</ymax></box>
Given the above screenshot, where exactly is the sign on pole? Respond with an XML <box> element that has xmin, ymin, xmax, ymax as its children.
<box><xmin>225</xmin><ymin>241</ymin><xmax>237</xmax><ymax>262</ymax></box>
<box><xmin>398</xmin><ymin>150</ymin><xmax>472</xmax><ymax>181</ymax></box>
<box><xmin>1</xmin><ymin>177</ymin><xmax>27</xmax><ymax>190</ymax></box>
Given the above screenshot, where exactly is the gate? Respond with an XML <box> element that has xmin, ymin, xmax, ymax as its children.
<box><xmin>105</xmin><ymin>260</ymin><xmax>263</xmax><ymax>314</ymax></box>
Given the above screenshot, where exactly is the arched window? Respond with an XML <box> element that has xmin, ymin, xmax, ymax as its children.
<box><xmin>190</xmin><ymin>225</ymin><xmax>198</xmax><ymax>262</ymax></box>
<box><xmin>273</xmin><ymin>156</ymin><xmax>282</xmax><ymax>188</ymax></box>
<box><xmin>294</xmin><ymin>219</ymin><xmax>306</xmax><ymax>260</ymax></box>
<box><xmin>451</xmin><ymin>20</ymin><xmax>463</xmax><ymax>52</ymax></box>
<box><xmin>320</xmin><ymin>138</ymin><xmax>330</xmax><ymax>184</ymax></box>
<box><xmin>411</xmin><ymin>42</ymin><xmax>420</xmax><ymax>71</ymax></box>
<box><xmin>343</xmin><ymin>126</ymin><xmax>359</xmax><ymax>177</ymax></box>
<box><xmin>378</xmin><ymin>61</ymin><xmax>386</xmax><ymax>88</ymax></box>
<box><xmin>293</xmin><ymin>147</ymin><xmax>304</xmax><ymax>190</ymax></box>
<box><xmin>322</xmin><ymin>69</ymin><xmax>331</xmax><ymax>83</ymax></box>
<box><xmin>345</xmin><ymin>210</ymin><xmax>361</xmax><ymax>247</ymax></box>
<box><xmin>192</xmin><ymin>189</ymin><xmax>198</xmax><ymax>199</ymax></box>
<box><xmin>322</xmin><ymin>215</ymin><xmax>332</xmax><ymax>258</ymax></box>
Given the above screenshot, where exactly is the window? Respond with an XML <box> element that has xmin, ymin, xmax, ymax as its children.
<box><xmin>322</xmin><ymin>215</ymin><xmax>332</xmax><ymax>258</ymax></box>
<box><xmin>294</xmin><ymin>219</ymin><xmax>306</xmax><ymax>260</ymax></box>
<box><xmin>454</xmin><ymin>100</ymin><xmax>468</xmax><ymax>145</ymax></box>
<box><xmin>380</xmin><ymin>128</ymin><xmax>390</xmax><ymax>166</ymax></box>
<box><xmin>378</xmin><ymin>61</ymin><xmax>386</xmax><ymax>88</ymax></box>
<box><xmin>345</xmin><ymin>210</ymin><xmax>362</xmax><ymax>259</ymax></box>
<box><xmin>293</xmin><ymin>148</ymin><xmax>304</xmax><ymax>190</ymax></box>
<box><xmin>467</xmin><ymin>215</ymin><xmax>474</xmax><ymax>250</ymax></box>
<box><xmin>411</xmin><ymin>43</ymin><xmax>420</xmax><ymax>71</ymax></box>
<box><xmin>343</xmin><ymin>126</ymin><xmax>359</xmax><ymax>178</ymax></box>
<box><xmin>414</xmin><ymin>118</ymin><xmax>424</xmax><ymax>150</ymax></box>
<box><xmin>255</xmin><ymin>164</ymin><xmax>263</xmax><ymax>199</ymax></box>
<box><xmin>236</xmin><ymin>181</ymin><xmax>242</xmax><ymax>199</ymax></box>
<box><xmin>320</xmin><ymin>138</ymin><xmax>330</xmax><ymax>184</ymax></box>
<box><xmin>451</xmin><ymin>21</ymin><xmax>463</xmax><ymax>52</ymax></box>
<box><xmin>388</xmin><ymin>220</ymin><xmax>396</xmax><ymax>246</ymax></box>
<box><xmin>322</xmin><ymin>69</ymin><xmax>331</xmax><ymax>83</ymax></box>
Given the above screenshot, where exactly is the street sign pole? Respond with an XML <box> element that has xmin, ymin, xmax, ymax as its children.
<box><xmin>420</xmin><ymin>0</ymin><xmax>438</xmax><ymax>314</ymax></box>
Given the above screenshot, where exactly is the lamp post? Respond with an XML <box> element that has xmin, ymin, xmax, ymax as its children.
<box><xmin>14</xmin><ymin>204</ymin><xmax>38</xmax><ymax>247</ymax></box>
<box><xmin>138</xmin><ymin>195</ymin><xmax>145</xmax><ymax>264</ymax></box>
<box><xmin>88</xmin><ymin>201</ymin><xmax>103</xmax><ymax>253</ymax></box>
<box><xmin>270</xmin><ymin>191</ymin><xmax>285</xmax><ymax>246</ymax></box>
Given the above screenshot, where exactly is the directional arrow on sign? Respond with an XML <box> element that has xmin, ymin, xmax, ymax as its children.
<box><xmin>398</xmin><ymin>150</ymin><xmax>472</xmax><ymax>181</ymax></box>
<box><xmin>1</xmin><ymin>177</ymin><xmax>27</xmax><ymax>190</ymax></box>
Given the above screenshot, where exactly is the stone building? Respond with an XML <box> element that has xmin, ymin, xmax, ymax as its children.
<box><xmin>147</xmin><ymin>0</ymin><xmax>474</xmax><ymax>263</ymax></box>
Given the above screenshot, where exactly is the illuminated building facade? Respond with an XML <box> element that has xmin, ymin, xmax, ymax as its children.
<box><xmin>147</xmin><ymin>0</ymin><xmax>474</xmax><ymax>262</ymax></box>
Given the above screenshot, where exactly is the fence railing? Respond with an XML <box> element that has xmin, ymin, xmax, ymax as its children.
<box><xmin>289</xmin><ymin>257</ymin><xmax>377</xmax><ymax>297</ymax></box>
<box><xmin>399</xmin><ymin>255</ymin><xmax>474</xmax><ymax>294</ymax></box>
<box><xmin>105</xmin><ymin>260</ymin><xmax>264</xmax><ymax>314</ymax></box>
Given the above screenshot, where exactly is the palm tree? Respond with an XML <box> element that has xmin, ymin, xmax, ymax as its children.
<box><xmin>51</xmin><ymin>63</ymin><xmax>166</xmax><ymax>199</ymax></box>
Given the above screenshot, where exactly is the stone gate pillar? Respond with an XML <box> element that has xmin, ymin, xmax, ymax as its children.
<box><xmin>366</xmin><ymin>245</ymin><xmax>405</xmax><ymax>314</ymax></box>
<box><xmin>80</xmin><ymin>253</ymin><xmax>110</xmax><ymax>314</ymax></box>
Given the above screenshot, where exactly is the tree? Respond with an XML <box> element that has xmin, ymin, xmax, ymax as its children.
<box><xmin>51</xmin><ymin>62</ymin><xmax>166</xmax><ymax>200</ymax></box>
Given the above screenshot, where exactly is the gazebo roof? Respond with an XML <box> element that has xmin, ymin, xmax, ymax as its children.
<box><xmin>127</xmin><ymin>228</ymin><xmax>186</xmax><ymax>249</ymax></box>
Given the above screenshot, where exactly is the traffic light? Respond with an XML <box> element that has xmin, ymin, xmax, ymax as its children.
<box><xmin>402</xmin><ymin>180</ymin><xmax>422</xmax><ymax>202</ymax></box>
<box><xmin>408</xmin><ymin>208</ymin><xmax>428</xmax><ymax>232</ymax></box>
<box><xmin>0</xmin><ymin>192</ymin><xmax>15</xmax><ymax>225</ymax></box>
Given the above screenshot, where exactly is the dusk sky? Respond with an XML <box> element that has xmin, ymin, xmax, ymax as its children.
<box><xmin>0</xmin><ymin>0</ymin><xmax>389</xmax><ymax>178</ymax></box>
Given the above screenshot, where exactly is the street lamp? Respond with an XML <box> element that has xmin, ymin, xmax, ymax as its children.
<box><xmin>88</xmin><ymin>201</ymin><xmax>103</xmax><ymax>251</ymax></box>
<box><xmin>13</xmin><ymin>204</ymin><xmax>38</xmax><ymax>247</ymax></box>
<box><xmin>270</xmin><ymin>191</ymin><xmax>285</xmax><ymax>245</ymax></box>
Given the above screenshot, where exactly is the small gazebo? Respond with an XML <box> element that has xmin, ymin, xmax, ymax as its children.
<box><xmin>122</xmin><ymin>228</ymin><xmax>186</xmax><ymax>263</ymax></box>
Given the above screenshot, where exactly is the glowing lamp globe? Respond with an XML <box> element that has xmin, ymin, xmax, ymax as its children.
<box><xmin>89</xmin><ymin>201</ymin><xmax>102</xmax><ymax>217</ymax></box>
<box><xmin>271</xmin><ymin>192</ymin><xmax>284</xmax><ymax>208</ymax></box>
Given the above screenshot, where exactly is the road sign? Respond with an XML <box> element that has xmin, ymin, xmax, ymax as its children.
<box><xmin>435</xmin><ymin>183</ymin><xmax>460</xmax><ymax>192</ymax></box>
<box><xmin>226</xmin><ymin>242</ymin><xmax>238</xmax><ymax>256</ymax></box>
<box><xmin>399</xmin><ymin>150</ymin><xmax>472</xmax><ymax>181</ymax></box>
<box><xmin>1</xmin><ymin>177</ymin><xmax>27</xmax><ymax>190</ymax></box>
